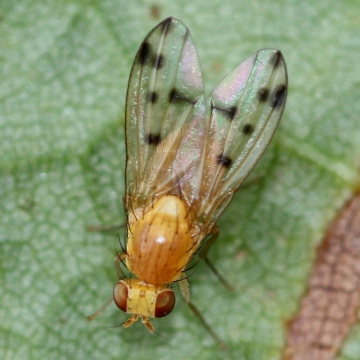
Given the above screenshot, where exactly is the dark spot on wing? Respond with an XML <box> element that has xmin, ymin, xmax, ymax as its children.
<box><xmin>147</xmin><ymin>91</ymin><xmax>158</xmax><ymax>103</ymax></box>
<box><xmin>217</xmin><ymin>154</ymin><xmax>232</xmax><ymax>168</ymax></box>
<box><xmin>257</xmin><ymin>88</ymin><xmax>269</xmax><ymax>102</ymax></box>
<box><xmin>242</xmin><ymin>123</ymin><xmax>254</xmax><ymax>135</ymax></box>
<box><xmin>270</xmin><ymin>85</ymin><xmax>287</xmax><ymax>108</ymax></box>
<box><xmin>212</xmin><ymin>104</ymin><xmax>237</xmax><ymax>120</ymax></box>
<box><xmin>160</xmin><ymin>17</ymin><xmax>174</xmax><ymax>36</ymax></box>
<box><xmin>270</xmin><ymin>50</ymin><xmax>282</xmax><ymax>68</ymax></box>
<box><xmin>169</xmin><ymin>88</ymin><xmax>196</xmax><ymax>104</ymax></box>
<box><xmin>138</xmin><ymin>42</ymin><xmax>151</xmax><ymax>65</ymax></box>
<box><xmin>152</xmin><ymin>54</ymin><xmax>165</xmax><ymax>69</ymax></box>
<box><xmin>145</xmin><ymin>133</ymin><xmax>161</xmax><ymax>145</ymax></box>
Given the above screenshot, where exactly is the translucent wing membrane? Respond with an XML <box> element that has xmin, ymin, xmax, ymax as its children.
<box><xmin>125</xmin><ymin>18</ymin><xmax>204</xmax><ymax>211</ymax></box>
<box><xmin>190</xmin><ymin>50</ymin><xmax>287</xmax><ymax>226</ymax></box>
<box><xmin>125</xmin><ymin>17</ymin><xmax>287</xmax><ymax>236</ymax></box>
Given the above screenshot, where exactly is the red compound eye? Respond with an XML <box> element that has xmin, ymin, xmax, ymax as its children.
<box><xmin>113</xmin><ymin>281</ymin><xmax>128</xmax><ymax>313</ymax></box>
<box><xmin>154</xmin><ymin>289</ymin><xmax>175</xmax><ymax>318</ymax></box>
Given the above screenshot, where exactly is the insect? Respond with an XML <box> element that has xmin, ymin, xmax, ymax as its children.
<box><xmin>88</xmin><ymin>17</ymin><xmax>287</xmax><ymax>345</ymax></box>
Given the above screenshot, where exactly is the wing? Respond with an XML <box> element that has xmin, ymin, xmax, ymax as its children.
<box><xmin>125</xmin><ymin>17</ymin><xmax>204</xmax><ymax>211</ymax></box>
<box><xmin>183</xmin><ymin>49</ymin><xmax>288</xmax><ymax>229</ymax></box>
<box><xmin>125</xmin><ymin>17</ymin><xmax>288</xmax><ymax>236</ymax></box>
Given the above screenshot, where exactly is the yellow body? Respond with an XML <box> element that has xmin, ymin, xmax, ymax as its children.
<box><xmin>126</xmin><ymin>195</ymin><xmax>194</xmax><ymax>285</ymax></box>
<box><xmin>116</xmin><ymin>279</ymin><xmax>166</xmax><ymax>318</ymax></box>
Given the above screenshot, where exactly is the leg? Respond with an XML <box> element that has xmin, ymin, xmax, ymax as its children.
<box><xmin>87</xmin><ymin>296</ymin><xmax>113</xmax><ymax>321</ymax></box>
<box><xmin>87</xmin><ymin>252</ymin><xmax>127</xmax><ymax>320</ymax></box>
<box><xmin>199</xmin><ymin>228</ymin><xmax>234</xmax><ymax>291</ymax></box>
<box><xmin>178</xmin><ymin>273</ymin><xmax>227</xmax><ymax>350</ymax></box>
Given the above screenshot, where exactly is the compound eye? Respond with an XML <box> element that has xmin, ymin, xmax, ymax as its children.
<box><xmin>113</xmin><ymin>281</ymin><xmax>128</xmax><ymax>313</ymax></box>
<box><xmin>154</xmin><ymin>289</ymin><xmax>175</xmax><ymax>318</ymax></box>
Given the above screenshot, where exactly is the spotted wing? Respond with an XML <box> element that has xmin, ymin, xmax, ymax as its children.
<box><xmin>125</xmin><ymin>17</ymin><xmax>204</xmax><ymax>211</ymax></box>
<box><xmin>178</xmin><ymin>49</ymin><xmax>288</xmax><ymax>229</ymax></box>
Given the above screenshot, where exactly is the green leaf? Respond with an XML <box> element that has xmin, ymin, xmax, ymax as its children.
<box><xmin>1</xmin><ymin>1</ymin><xmax>359</xmax><ymax>359</ymax></box>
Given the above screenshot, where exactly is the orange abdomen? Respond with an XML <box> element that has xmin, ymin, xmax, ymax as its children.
<box><xmin>126</xmin><ymin>195</ymin><xmax>194</xmax><ymax>285</ymax></box>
